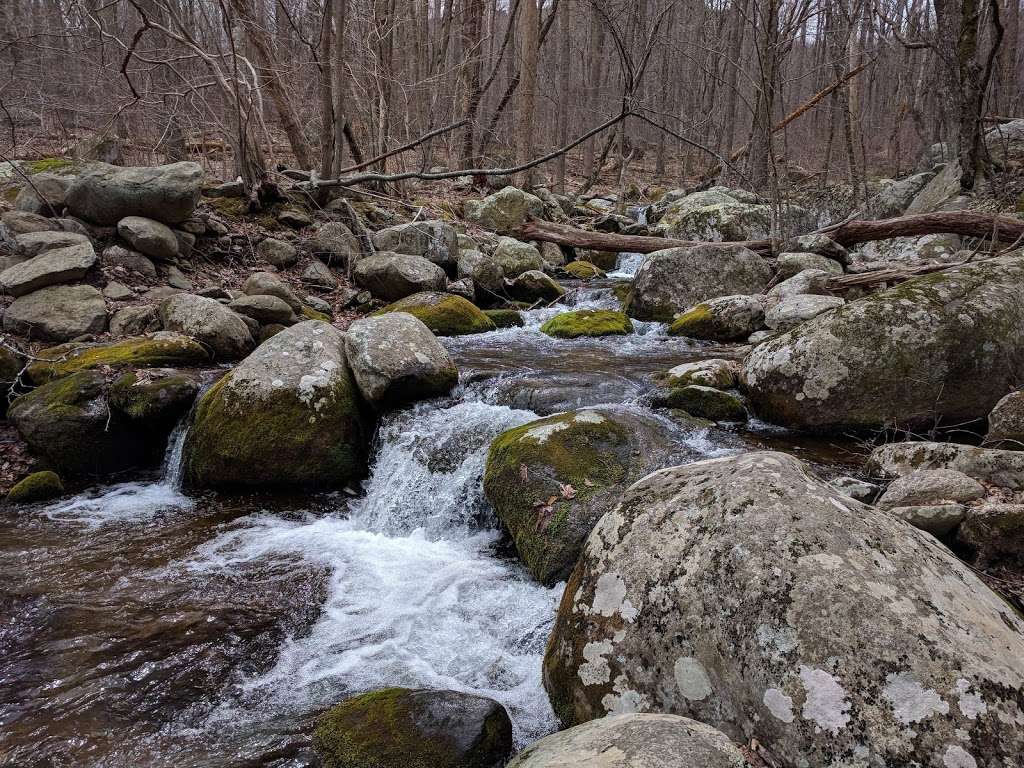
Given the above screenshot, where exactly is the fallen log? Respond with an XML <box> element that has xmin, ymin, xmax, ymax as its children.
<box><xmin>825</xmin><ymin>262</ymin><xmax>963</xmax><ymax>292</ymax></box>
<box><xmin>518</xmin><ymin>211</ymin><xmax>1024</xmax><ymax>257</ymax></box>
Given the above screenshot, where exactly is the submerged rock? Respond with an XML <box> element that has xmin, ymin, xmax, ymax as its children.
<box><xmin>742</xmin><ymin>255</ymin><xmax>1024</xmax><ymax>431</ymax></box>
<box><xmin>64</xmin><ymin>161</ymin><xmax>202</xmax><ymax>225</ymax></box>
<box><xmin>183</xmin><ymin>321</ymin><xmax>371</xmax><ymax>489</ymax></box>
<box><xmin>376</xmin><ymin>292</ymin><xmax>495</xmax><ymax>336</ymax></box>
<box><xmin>344</xmin><ymin>313</ymin><xmax>458</xmax><ymax>407</ymax></box>
<box><xmin>629</xmin><ymin>245</ymin><xmax>771</xmax><ymax>321</ymax></box>
<box><xmin>508</xmin><ymin>714</ymin><xmax>746</xmax><ymax>768</ymax></box>
<box><xmin>543</xmin><ymin>451</ymin><xmax>1024</xmax><ymax>766</ymax></box>
<box><xmin>313</xmin><ymin>688</ymin><xmax>512</xmax><ymax>768</ymax></box>
<box><xmin>541</xmin><ymin>310</ymin><xmax>632</xmax><ymax>339</ymax></box>
<box><xmin>484</xmin><ymin>408</ymin><xmax>680</xmax><ymax>585</ymax></box>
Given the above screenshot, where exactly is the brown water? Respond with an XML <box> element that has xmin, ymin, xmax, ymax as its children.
<box><xmin>0</xmin><ymin>277</ymin><xmax>866</xmax><ymax>767</ymax></box>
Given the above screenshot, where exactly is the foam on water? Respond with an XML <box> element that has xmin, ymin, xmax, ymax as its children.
<box><xmin>607</xmin><ymin>251</ymin><xmax>646</xmax><ymax>279</ymax></box>
<box><xmin>185</xmin><ymin>400</ymin><xmax>561</xmax><ymax>745</ymax></box>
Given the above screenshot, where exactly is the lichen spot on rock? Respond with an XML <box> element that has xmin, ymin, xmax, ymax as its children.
<box><xmin>578</xmin><ymin>640</ymin><xmax>614</xmax><ymax>686</ymax></box>
<box><xmin>943</xmin><ymin>744</ymin><xmax>978</xmax><ymax>768</ymax></box>
<box><xmin>763</xmin><ymin>688</ymin><xmax>795</xmax><ymax>723</ymax></box>
<box><xmin>883</xmin><ymin>672</ymin><xmax>949</xmax><ymax>724</ymax></box>
<box><xmin>674</xmin><ymin>657</ymin><xmax>712</xmax><ymax>701</ymax></box>
<box><xmin>590</xmin><ymin>572</ymin><xmax>638</xmax><ymax>621</ymax></box>
<box><xmin>799</xmin><ymin>666</ymin><xmax>851</xmax><ymax>734</ymax></box>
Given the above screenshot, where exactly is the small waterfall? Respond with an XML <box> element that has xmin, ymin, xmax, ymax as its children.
<box><xmin>162</xmin><ymin>420</ymin><xmax>190</xmax><ymax>489</ymax></box>
<box><xmin>609</xmin><ymin>252</ymin><xmax>645</xmax><ymax>278</ymax></box>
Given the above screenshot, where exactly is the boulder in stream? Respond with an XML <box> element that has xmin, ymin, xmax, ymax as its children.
<box><xmin>5</xmin><ymin>470</ymin><xmax>64</xmax><ymax>504</ymax></box>
<box><xmin>375</xmin><ymin>292</ymin><xmax>495</xmax><ymax>336</ymax></box>
<box><xmin>667</xmin><ymin>295</ymin><xmax>765</xmax><ymax>341</ymax></box>
<box><xmin>183</xmin><ymin>321</ymin><xmax>371</xmax><ymax>489</ymax></box>
<box><xmin>541</xmin><ymin>310</ymin><xmax>633</xmax><ymax>339</ymax></box>
<box><xmin>543</xmin><ymin>451</ymin><xmax>1024</xmax><ymax>766</ymax></box>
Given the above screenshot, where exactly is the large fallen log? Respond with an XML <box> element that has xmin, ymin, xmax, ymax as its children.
<box><xmin>518</xmin><ymin>211</ymin><xmax>1024</xmax><ymax>257</ymax></box>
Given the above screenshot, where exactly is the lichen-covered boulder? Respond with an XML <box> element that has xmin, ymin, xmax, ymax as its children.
<box><xmin>507</xmin><ymin>714</ymin><xmax>747</xmax><ymax>768</ymax></box>
<box><xmin>509</xmin><ymin>270</ymin><xmax>565</xmax><ymax>303</ymax></box>
<box><xmin>765</xmin><ymin>269</ymin><xmax>832</xmax><ymax>302</ymax></box>
<box><xmin>160</xmin><ymin>293</ymin><xmax>254</xmax><ymax>360</ymax></box>
<box><xmin>743</xmin><ymin>255</ymin><xmax>1024</xmax><ymax>431</ymax></box>
<box><xmin>313</xmin><ymin>688</ymin><xmax>513</xmax><ymax>768</ymax></box>
<box><xmin>371</xmin><ymin>220</ymin><xmax>458</xmax><ymax>268</ymax></box>
<box><xmin>629</xmin><ymin>245</ymin><xmax>771</xmax><ymax>321</ymax></box>
<box><xmin>376</xmin><ymin>292</ymin><xmax>495</xmax><ymax>336</ymax></box>
<box><xmin>543</xmin><ymin>451</ymin><xmax>1024</xmax><ymax>767</ymax></box>
<box><xmin>668</xmin><ymin>295</ymin><xmax>764</xmax><ymax>341</ymax></box>
<box><xmin>117</xmin><ymin>216</ymin><xmax>179</xmax><ymax>260</ymax></box>
<box><xmin>108</xmin><ymin>368</ymin><xmax>199</xmax><ymax>426</ymax></box>
<box><xmin>0</xmin><ymin>240</ymin><xmax>97</xmax><ymax>297</ymax></box>
<box><xmin>868</xmin><ymin>440</ymin><xmax>1024</xmax><ymax>489</ymax></box>
<box><xmin>5</xmin><ymin>471</ymin><xmax>64</xmax><ymax>504</ymax></box>
<box><xmin>780</xmin><ymin>233</ymin><xmax>848</xmax><ymax>264</ymax></box>
<box><xmin>65</xmin><ymin>161</ymin><xmax>202</xmax><ymax>225</ymax></box>
<box><xmin>493</xmin><ymin>237</ymin><xmax>545</xmax><ymax>279</ymax></box>
<box><xmin>183</xmin><ymin>321</ymin><xmax>370</xmax><ymax>489</ymax></box>
<box><xmin>663</xmin><ymin>359</ymin><xmax>740</xmax><ymax>390</ymax></box>
<box><xmin>8</xmin><ymin>371</ymin><xmax>160</xmax><ymax>476</ymax></box>
<box><xmin>344</xmin><ymin>313</ymin><xmax>458</xmax><ymax>407</ymax></box>
<box><xmin>763</xmin><ymin>294</ymin><xmax>844</xmax><ymax>331</ymax></box>
<box><xmin>3</xmin><ymin>284</ymin><xmax>107</xmax><ymax>341</ymax></box>
<box><xmin>464</xmin><ymin>186</ymin><xmax>544</xmax><ymax>235</ymax></box>
<box><xmin>540</xmin><ymin>310</ymin><xmax>632</xmax><ymax>339</ymax></box>
<box><xmin>484</xmin><ymin>408</ymin><xmax>681</xmax><ymax>586</ymax></box>
<box><xmin>309</xmin><ymin>222</ymin><xmax>361</xmax><ymax>267</ymax></box>
<box><xmin>25</xmin><ymin>333</ymin><xmax>209</xmax><ymax>384</ymax></box>
<box><xmin>562</xmin><ymin>261</ymin><xmax>605</xmax><ymax>279</ymax></box>
<box><xmin>985</xmin><ymin>390</ymin><xmax>1024</xmax><ymax>448</ymax></box>
<box><xmin>354</xmin><ymin>252</ymin><xmax>447</xmax><ymax>301</ymax></box>
<box><xmin>865</xmin><ymin>171</ymin><xmax>936</xmax><ymax>219</ymax></box>
<box><xmin>657</xmin><ymin>190</ymin><xmax>813</xmax><ymax>242</ymax></box>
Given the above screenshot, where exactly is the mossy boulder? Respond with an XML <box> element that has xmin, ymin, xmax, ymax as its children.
<box><xmin>108</xmin><ymin>369</ymin><xmax>199</xmax><ymax>425</ymax></box>
<box><xmin>301</xmin><ymin>305</ymin><xmax>331</xmax><ymax>322</ymax></box>
<box><xmin>7</xmin><ymin>371</ymin><xmax>161</xmax><ymax>476</ymax></box>
<box><xmin>6</xmin><ymin>471</ymin><xmax>64</xmax><ymax>504</ymax></box>
<box><xmin>668</xmin><ymin>295</ymin><xmax>764</xmax><ymax>341</ymax></box>
<box><xmin>562</xmin><ymin>261</ymin><xmax>605</xmax><ymax>279</ymax></box>
<box><xmin>742</xmin><ymin>254</ymin><xmax>1024</xmax><ymax>431</ymax></box>
<box><xmin>484</xmin><ymin>408</ymin><xmax>681</xmax><ymax>585</ymax></box>
<box><xmin>540</xmin><ymin>310</ymin><xmax>633</xmax><ymax>339</ymax></box>
<box><xmin>542</xmin><ymin>451</ymin><xmax>1024</xmax><ymax>764</ymax></box>
<box><xmin>483</xmin><ymin>309</ymin><xmax>524</xmax><ymax>328</ymax></box>
<box><xmin>652</xmin><ymin>385</ymin><xmax>747</xmax><ymax>422</ymax></box>
<box><xmin>376</xmin><ymin>292</ymin><xmax>495</xmax><ymax>336</ymax></box>
<box><xmin>26</xmin><ymin>333</ymin><xmax>209</xmax><ymax>384</ymax></box>
<box><xmin>313</xmin><ymin>687</ymin><xmax>513</xmax><ymax>768</ymax></box>
<box><xmin>629</xmin><ymin>245</ymin><xmax>771</xmax><ymax>322</ymax></box>
<box><xmin>183</xmin><ymin>321</ymin><xmax>371</xmax><ymax>489</ymax></box>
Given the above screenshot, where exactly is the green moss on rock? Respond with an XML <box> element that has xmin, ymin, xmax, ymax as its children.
<box><xmin>301</xmin><ymin>305</ymin><xmax>332</xmax><ymax>322</ymax></box>
<box><xmin>376</xmin><ymin>292</ymin><xmax>496</xmax><ymax>336</ymax></box>
<box><xmin>108</xmin><ymin>370</ymin><xmax>199</xmax><ymax>424</ymax></box>
<box><xmin>6</xmin><ymin>471</ymin><xmax>64</xmax><ymax>504</ymax></box>
<box><xmin>540</xmin><ymin>310</ymin><xmax>633</xmax><ymax>339</ymax></box>
<box><xmin>27</xmin><ymin>335</ymin><xmax>210</xmax><ymax>384</ymax></box>
<box><xmin>667</xmin><ymin>304</ymin><xmax>713</xmax><ymax>337</ymax></box>
<box><xmin>660</xmin><ymin>385</ymin><xmax>747</xmax><ymax>422</ymax></box>
<box><xmin>562</xmin><ymin>261</ymin><xmax>606</xmax><ymax>279</ymax></box>
<box><xmin>25</xmin><ymin>157</ymin><xmax>74</xmax><ymax>174</ymax></box>
<box><xmin>483</xmin><ymin>309</ymin><xmax>524</xmax><ymax>328</ymax></box>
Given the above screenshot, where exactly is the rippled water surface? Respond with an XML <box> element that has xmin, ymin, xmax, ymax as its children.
<box><xmin>0</xmin><ymin>266</ymin><xmax>866</xmax><ymax>766</ymax></box>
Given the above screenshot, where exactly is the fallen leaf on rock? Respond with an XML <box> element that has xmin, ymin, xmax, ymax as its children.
<box><xmin>560</xmin><ymin>483</ymin><xmax>576</xmax><ymax>499</ymax></box>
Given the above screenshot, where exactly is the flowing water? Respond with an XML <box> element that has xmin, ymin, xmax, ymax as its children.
<box><xmin>0</xmin><ymin>268</ymin><xmax>866</xmax><ymax>767</ymax></box>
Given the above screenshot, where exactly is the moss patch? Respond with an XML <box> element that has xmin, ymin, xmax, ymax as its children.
<box><xmin>375</xmin><ymin>292</ymin><xmax>496</xmax><ymax>336</ymax></box>
<box><xmin>27</xmin><ymin>336</ymin><xmax>210</xmax><ymax>384</ymax></box>
<box><xmin>301</xmin><ymin>305</ymin><xmax>332</xmax><ymax>322</ymax></box>
<box><xmin>667</xmin><ymin>303</ymin><xmax>714</xmax><ymax>338</ymax></box>
<box><xmin>483</xmin><ymin>309</ymin><xmax>524</xmax><ymax>328</ymax></box>
<box><xmin>109</xmin><ymin>370</ymin><xmax>199</xmax><ymax>424</ymax></box>
<box><xmin>6</xmin><ymin>471</ymin><xmax>63</xmax><ymax>504</ymax></box>
<box><xmin>562</xmin><ymin>261</ymin><xmax>606</xmax><ymax>279</ymax></box>
<box><xmin>483</xmin><ymin>410</ymin><xmax>631</xmax><ymax>585</ymax></box>
<box><xmin>25</xmin><ymin>157</ymin><xmax>74</xmax><ymax>174</ymax></box>
<box><xmin>540</xmin><ymin>310</ymin><xmax>633</xmax><ymax>339</ymax></box>
<box><xmin>660</xmin><ymin>385</ymin><xmax>747</xmax><ymax>422</ymax></box>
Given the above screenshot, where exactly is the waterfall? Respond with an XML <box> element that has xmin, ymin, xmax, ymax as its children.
<box><xmin>162</xmin><ymin>419</ymin><xmax>190</xmax><ymax>489</ymax></box>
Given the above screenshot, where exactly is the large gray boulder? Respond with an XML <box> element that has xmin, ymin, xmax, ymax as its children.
<box><xmin>309</xmin><ymin>222</ymin><xmax>361</xmax><ymax>267</ymax></box>
<box><xmin>867</xmin><ymin>441</ymin><xmax>1024</xmax><ymax>490</ymax></box>
<box><xmin>865</xmin><ymin>171</ymin><xmax>936</xmax><ymax>219</ymax></box>
<box><xmin>508</xmin><ymin>714</ymin><xmax>746</xmax><ymax>768</ymax></box>
<box><xmin>543</xmin><ymin>451</ymin><xmax>1024</xmax><ymax>766</ymax></box>
<box><xmin>183</xmin><ymin>321</ymin><xmax>370</xmax><ymax>489</ymax></box>
<box><xmin>344</xmin><ymin>313</ymin><xmax>458</xmax><ymax>407</ymax></box>
<box><xmin>464</xmin><ymin>186</ymin><xmax>544</xmax><ymax>235</ymax></box>
<box><xmin>159</xmin><ymin>293</ymin><xmax>253</xmax><ymax>360</ymax></box>
<box><xmin>353</xmin><ymin>252</ymin><xmax>447</xmax><ymax>301</ymax></box>
<box><xmin>743</xmin><ymin>254</ymin><xmax>1024</xmax><ymax>431</ymax></box>
<box><xmin>371</xmin><ymin>220</ymin><xmax>458</xmax><ymax>268</ymax></box>
<box><xmin>3</xmin><ymin>284</ymin><xmax>107</xmax><ymax>341</ymax></box>
<box><xmin>493</xmin><ymin>237</ymin><xmax>544</xmax><ymax>278</ymax></box>
<box><xmin>64</xmin><ymin>161</ymin><xmax>202</xmax><ymax>225</ymax></box>
<box><xmin>763</xmin><ymin>294</ymin><xmax>844</xmax><ymax>331</ymax></box>
<box><xmin>117</xmin><ymin>216</ymin><xmax>179</xmax><ymax>260</ymax></box>
<box><xmin>629</xmin><ymin>245</ymin><xmax>772</xmax><ymax>321</ymax></box>
<box><xmin>657</xmin><ymin>190</ymin><xmax>814</xmax><ymax>242</ymax></box>
<box><xmin>667</xmin><ymin>295</ymin><xmax>765</xmax><ymax>341</ymax></box>
<box><xmin>0</xmin><ymin>241</ymin><xmax>97</xmax><ymax>297</ymax></box>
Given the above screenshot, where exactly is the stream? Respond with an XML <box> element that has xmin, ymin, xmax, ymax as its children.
<box><xmin>0</xmin><ymin>255</ymin><xmax>865</xmax><ymax>767</ymax></box>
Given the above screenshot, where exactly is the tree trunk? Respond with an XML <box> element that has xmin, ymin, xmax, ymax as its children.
<box><xmin>459</xmin><ymin>0</ymin><xmax>485</xmax><ymax>167</ymax></box>
<box><xmin>515</xmin><ymin>0</ymin><xmax>540</xmax><ymax>187</ymax></box>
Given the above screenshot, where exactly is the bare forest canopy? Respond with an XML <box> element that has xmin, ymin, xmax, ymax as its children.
<box><xmin>0</xmin><ymin>0</ymin><xmax>1021</xmax><ymax>200</ymax></box>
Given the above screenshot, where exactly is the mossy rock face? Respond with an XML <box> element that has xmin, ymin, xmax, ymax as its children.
<box><xmin>6</xmin><ymin>471</ymin><xmax>64</xmax><ymax>504</ymax></box>
<box><xmin>743</xmin><ymin>254</ymin><xmax>1024</xmax><ymax>431</ymax></box>
<box><xmin>25</xmin><ymin>157</ymin><xmax>75</xmax><ymax>174</ymax></box>
<box><xmin>483</xmin><ymin>309</ymin><xmax>524</xmax><ymax>328</ymax></box>
<box><xmin>654</xmin><ymin>385</ymin><xmax>747</xmax><ymax>422</ymax></box>
<box><xmin>667</xmin><ymin>295</ymin><xmax>765</xmax><ymax>342</ymax></box>
<box><xmin>484</xmin><ymin>408</ymin><xmax>681</xmax><ymax>585</ymax></box>
<box><xmin>108</xmin><ymin>369</ymin><xmax>199</xmax><ymax>425</ymax></box>
<box><xmin>313</xmin><ymin>687</ymin><xmax>513</xmax><ymax>768</ymax></box>
<box><xmin>183</xmin><ymin>321</ymin><xmax>372</xmax><ymax>489</ymax></box>
<box><xmin>540</xmin><ymin>310</ymin><xmax>633</xmax><ymax>339</ymax></box>
<box><xmin>301</xmin><ymin>304</ymin><xmax>331</xmax><ymax>322</ymax></box>
<box><xmin>26</xmin><ymin>333</ymin><xmax>210</xmax><ymax>384</ymax></box>
<box><xmin>376</xmin><ymin>292</ymin><xmax>496</xmax><ymax>336</ymax></box>
<box><xmin>562</xmin><ymin>261</ymin><xmax>606</xmax><ymax>280</ymax></box>
<box><xmin>7</xmin><ymin>371</ymin><xmax>162</xmax><ymax>476</ymax></box>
